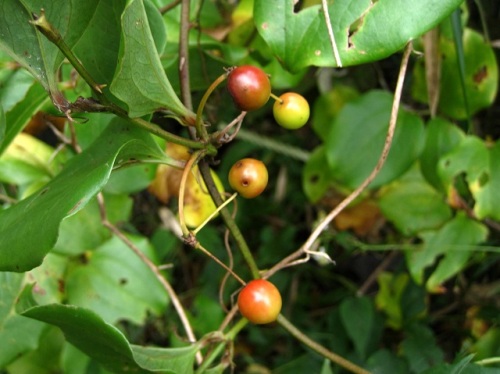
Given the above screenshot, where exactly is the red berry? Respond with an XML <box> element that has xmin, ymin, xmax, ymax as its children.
<box><xmin>227</xmin><ymin>66</ymin><xmax>271</xmax><ymax>111</ymax></box>
<box><xmin>238</xmin><ymin>279</ymin><xmax>282</xmax><ymax>324</ymax></box>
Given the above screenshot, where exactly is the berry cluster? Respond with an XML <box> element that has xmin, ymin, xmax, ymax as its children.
<box><xmin>227</xmin><ymin>65</ymin><xmax>310</xmax><ymax>129</ymax></box>
<box><xmin>224</xmin><ymin>65</ymin><xmax>310</xmax><ymax>324</ymax></box>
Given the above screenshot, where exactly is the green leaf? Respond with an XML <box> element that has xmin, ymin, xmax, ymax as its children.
<box><xmin>375</xmin><ymin>272</ymin><xmax>408</xmax><ymax>330</ymax></box>
<box><xmin>420</xmin><ymin>354</ymin><xmax>474</xmax><ymax>374</ymax></box>
<box><xmin>0</xmin><ymin>117</ymin><xmax>172</xmax><ymax>272</ymax></box>
<box><xmin>71</xmin><ymin>1</ymin><xmax>125</xmax><ymax>92</ymax></box>
<box><xmin>438</xmin><ymin>136</ymin><xmax>500</xmax><ymax>221</ymax></box>
<box><xmin>53</xmin><ymin>193</ymin><xmax>132</xmax><ymax>256</ymax></box>
<box><xmin>407</xmin><ymin>213</ymin><xmax>488</xmax><ymax>289</ymax></box>
<box><xmin>110</xmin><ymin>0</ymin><xmax>193</xmax><ymax>119</ymax></box>
<box><xmin>17</xmin><ymin>286</ymin><xmax>199</xmax><ymax>373</ymax></box>
<box><xmin>302</xmin><ymin>146</ymin><xmax>334</xmax><ymax>203</ymax></box>
<box><xmin>471</xmin><ymin>142</ymin><xmax>500</xmax><ymax>221</ymax></box>
<box><xmin>325</xmin><ymin>90</ymin><xmax>425</xmax><ymax>190</ymax></box>
<box><xmin>65</xmin><ymin>235</ymin><xmax>168</xmax><ymax>325</ymax></box>
<box><xmin>0</xmin><ymin>70</ymin><xmax>49</xmax><ymax>155</ymax></box>
<box><xmin>420</xmin><ymin>117</ymin><xmax>465</xmax><ymax>191</ymax></box>
<box><xmin>339</xmin><ymin>296</ymin><xmax>381</xmax><ymax>360</ymax></box>
<box><xmin>312</xmin><ymin>85</ymin><xmax>360</xmax><ymax>142</ymax></box>
<box><xmin>0</xmin><ymin>273</ymin><xmax>46</xmax><ymax>367</ymax></box>
<box><xmin>0</xmin><ymin>0</ymin><xmax>55</xmax><ymax>93</ymax></box>
<box><xmin>412</xmin><ymin>28</ymin><xmax>498</xmax><ymax>120</ymax></box>
<box><xmin>378</xmin><ymin>166</ymin><xmax>452</xmax><ymax>236</ymax></box>
<box><xmin>6</xmin><ymin>327</ymin><xmax>64</xmax><ymax>374</ymax></box>
<box><xmin>471</xmin><ymin>327</ymin><xmax>500</xmax><ymax>361</ymax></box>
<box><xmin>254</xmin><ymin>0</ymin><xmax>463</xmax><ymax>71</ymax></box>
<box><xmin>131</xmin><ymin>345</ymin><xmax>198</xmax><ymax>373</ymax></box>
<box><xmin>0</xmin><ymin>132</ymin><xmax>63</xmax><ymax>191</ymax></box>
<box><xmin>401</xmin><ymin>323</ymin><xmax>444</xmax><ymax>373</ymax></box>
<box><xmin>0</xmin><ymin>0</ymin><xmax>103</xmax><ymax>107</ymax></box>
<box><xmin>28</xmin><ymin>253</ymin><xmax>68</xmax><ymax>305</ymax></box>
<box><xmin>0</xmin><ymin>102</ymin><xmax>4</xmax><ymax>148</ymax></box>
<box><xmin>366</xmin><ymin>349</ymin><xmax>409</xmax><ymax>374</ymax></box>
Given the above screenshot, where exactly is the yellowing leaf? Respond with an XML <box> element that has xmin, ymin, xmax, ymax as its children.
<box><xmin>149</xmin><ymin>143</ymin><xmax>225</xmax><ymax>228</ymax></box>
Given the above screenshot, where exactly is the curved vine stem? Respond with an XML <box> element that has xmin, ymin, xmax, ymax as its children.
<box><xmin>264</xmin><ymin>41</ymin><xmax>414</xmax><ymax>279</ymax></box>
<box><xmin>195</xmin><ymin>243</ymin><xmax>246</xmax><ymax>286</ymax></box>
<box><xmin>178</xmin><ymin>150</ymin><xmax>205</xmax><ymax>236</ymax></box>
<box><xmin>277</xmin><ymin>315</ymin><xmax>370</xmax><ymax>374</ymax></box>
<box><xmin>96</xmin><ymin>193</ymin><xmax>202</xmax><ymax>364</ymax></box>
<box><xmin>195</xmin><ymin>317</ymin><xmax>248</xmax><ymax>374</ymax></box>
<box><xmin>195</xmin><ymin>73</ymin><xmax>227</xmax><ymax>141</ymax></box>
<box><xmin>198</xmin><ymin>160</ymin><xmax>261</xmax><ymax>279</ymax></box>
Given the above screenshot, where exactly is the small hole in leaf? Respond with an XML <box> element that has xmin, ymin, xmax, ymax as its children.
<box><xmin>310</xmin><ymin>174</ymin><xmax>320</xmax><ymax>184</ymax></box>
<box><xmin>473</xmin><ymin>66</ymin><xmax>488</xmax><ymax>84</ymax></box>
<box><xmin>478</xmin><ymin>172</ymin><xmax>489</xmax><ymax>187</ymax></box>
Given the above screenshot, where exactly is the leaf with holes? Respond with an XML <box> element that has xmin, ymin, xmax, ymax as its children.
<box><xmin>254</xmin><ymin>0</ymin><xmax>463</xmax><ymax>71</ymax></box>
<box><xmin>438</xmin><ymin>136</ymin><xmax>500</xmax><ymax>221</ymax></box>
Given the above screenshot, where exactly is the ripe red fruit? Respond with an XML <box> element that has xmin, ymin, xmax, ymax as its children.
<box><xmin>227</xmin><ymin>65</ymin><xmax>271</xmax><ymax>111</ymax></box>
<box><xmin>238</xmin><ymin>279</ymin><xmax>282</xmax><ymax>324</ymax></box>
<box><xmin>228</xmin><ymin>158</ymin><xmax>268</xmax><ymax>199</ymax></box>
<box><xmin>273</xmin><ymin>92</ymin><xmax>310</xmax><ymax>129</ymax></box>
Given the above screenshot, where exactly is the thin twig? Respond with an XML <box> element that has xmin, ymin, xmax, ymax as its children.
<box><xmin>216</xmin><ymin>111</ymin><xmax>246</xmax><ymax>144</ymax></box>
<box><xmin>278</xmin><ymin>315</ymin><xmax>370</xmax><ymax>374</ymax></box>
<box><xmin>159</xmin><ymin>0</ymin><xmax>181</xmax><ymax>14</ymax></box>
<box><xmin>192</xmin><ymin>193</ymin><xmax>238</xmax><ymax>235</ymax></box>
<box><xmin>264</xmin><ymin>42</ymin><xmax>414</xmax><ymax>279</ymax></box>
<box><xmin>179</xmin><ymin>0</ymin><xmax>193</xmax><ymax>111</ymax></box>
<box><xmin>219</xmin><ymin>196</ymin><xmax>239</xmax><ymax>312</ymax></box>
<box><xmin>357</xmin><ymin>251</ymin><xmax>399</xmax><ymax>296</ymax></box>
<box><xmin>196</xmin><ymin>243</ymin><xmax>246</xmax><ymax>286</ymax></box>
<box><xmin>96</xmin><ymin>193</ymin><xmax>202</xmax><ymax>364</ymax></box>
<box><xmin>198</xmin><ymin>160</ymin><xmax>261</xmax><ymax>279</ymax></box>
<box><xmin>321</xmin><ymin>0</ymin><xmax>342</xmax><ymax>68</ymax></box>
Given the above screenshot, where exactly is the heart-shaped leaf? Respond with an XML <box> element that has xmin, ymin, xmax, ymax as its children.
<box><xmin>325</xmin><ymin>90</ymin><xmax>425</xmax><ymax>190</ymax></box>
<box><xmin>378</xmin><ymin>166</ymin><xmax>452</xmax><ymax>236</ymax></box>
<box><xmin>419</xmin><ymin>118</ymin><xmax>465</xmax><ymax>192</ymax></box>
<box><xmin>65</xmin><ymin>235</ymin><xmax>168</xmax><ymax>325</ymax></box>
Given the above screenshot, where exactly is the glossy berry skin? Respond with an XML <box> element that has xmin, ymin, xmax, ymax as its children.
<box><xmin>238</xmin><ymin>279</ymin><xmax>282</xmax><ymax>324</ymax></box>
<box><xmin>273</xmin><ymin>92</ymin><xmax>310</xmax><ymax>129</ymax></box>
<box><xmin>228</xmin><ymin>158</ymin><xmax>268</xmax><ymax>199</ymax></box>
<box><xmin>227</xmin><ymin>66</ymin><xmax>271</xmax><ymax>111</ymax></box>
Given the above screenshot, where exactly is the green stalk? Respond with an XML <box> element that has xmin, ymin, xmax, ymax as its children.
<box><xmin>195</xmin><ymin>318</ymin><xmax>248</xmax><ymax>373</ymax></box>
<box><xmin>31</xmin><ymin>10</ymin><xmax>104</xmax><ymax>96</ymax></box>
<box><xmin>277</xmin><ymin>315</ymin><xmax>371</xmax><ymax>374</ymax></box>
<box><xmin>195</xmin><ymin>73</ymin><xmax>227</xmax><ymax>141</ymax></box>
<box><xmin>31</xmin><ymin>10</ymin><xmax>215</xmax><ymax>154</ymax></box>
<box><xmin>198</xmin><ymin>160</ymin><xmax>261</xmax><ymax>279</ymax></box>
<box><xmin>131</xmin><ymin>117</ymin><xmax>215</xmax><ymax>153</ymax></box>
